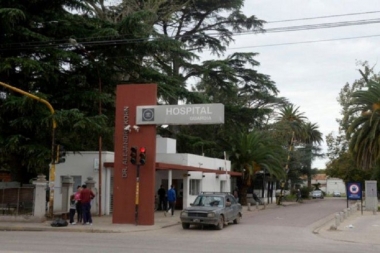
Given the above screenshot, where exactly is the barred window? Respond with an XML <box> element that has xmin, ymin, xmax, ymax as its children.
<box><xmin>189</xmin><ymin>179</ymin><xmax>201</xmax><ymax>195</ymax></box>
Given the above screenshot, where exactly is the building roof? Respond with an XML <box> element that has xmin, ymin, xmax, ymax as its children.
<box><xmin>312</xmin><ymin>174</ymin><xmax>327</xmax><ymax>181</ymax></box>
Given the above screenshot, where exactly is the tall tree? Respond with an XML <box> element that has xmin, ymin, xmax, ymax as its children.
<box><xmin>274</xmin><ymin>104</ymin><xmax>307</xmax><ymax>173</ymax></box>
<box><xmin>326</xmin><ymin>62</ymin><xmax>378</xmax><ymax>181</ymax></box>
<box><xmin>0</xmin><ymin>0</ymin><xmax>125</xmax><ymax>180</ymax></box>
<box><xmin>223</xmin><ymin>130</ymin><xmax>286</xmax><ymax>205</ymax></box>
<box><xmin>347</xmin><ymin>80</ymin><xmax>380</xmax><ymax>170</ymax></box>
<box><xmin>299</xmin><ymin>122</ymin><xmax>323</xmax><ymax>188</ymax></box>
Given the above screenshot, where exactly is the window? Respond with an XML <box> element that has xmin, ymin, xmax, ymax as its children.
<box><xmin>189</xmin><ymin>179</ymin><xmax>201</xmax><ymax>195</ymax></box>
<box><xmin>60</xmin><ymin>175</ymin><xmax>82</xmax><ymax>193</ymax></box>
<box><xmin>220</xmin><ymin>181</ymin><xmax>226</xmax><ymax>192</ymax></box>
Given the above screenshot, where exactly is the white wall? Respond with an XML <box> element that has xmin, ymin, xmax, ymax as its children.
<box><xmin>326</xmin><ymin>178</ymin><xmax>346</xmax><ymax>195</ymax></box>
<box><xmin>156</xmin><ymin>136</ymin><xmax>176</xmax><ymax>153</ymax></box>
<box><xmin>53</xmin><ymin>151</ymin><xmax>114</xmax><ymax>215</ymax></box>
<box><xmin>156</xmin><ymin>153</ymin><xmax>231</xmax><ymax>172</ymax></box>
<box><xmin>56</xmin><ymin>138</ymin><xmax>233</xmax><ymax>213</ymax></box>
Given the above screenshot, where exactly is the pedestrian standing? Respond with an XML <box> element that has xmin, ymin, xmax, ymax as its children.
<box><xmin>165</xmin><ymin>185</ymin><xmax>176</xmax><ymax>216</ymax></box>
<box><xmin>80</xmin><ymin>184</ymin><xmax>95</xmax><ymax>225</ymax></box>
<box><xmin>69</xmin><ymin>194</ymin><xmax>76</xmax><ymax>225</ymax></box>
<box><xmin>157</xmin><ymin>185</ymin><xmax>166</xmax><ymax>211</ymax></box>
<box><xmin>74</xmin><ymin>185</ymin><xmax>82</xmax><ymax>223</ymax></box>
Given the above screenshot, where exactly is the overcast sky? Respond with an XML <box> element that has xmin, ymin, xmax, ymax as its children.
<box><xmin>214</xmin><ymin>0</ymin><xmax>380</xmax><ymax>169</ymax></box>
<box><xmin>110</xmin><ymin>0</ymin><xmax>380</xmax><ymax>169</ymax></box>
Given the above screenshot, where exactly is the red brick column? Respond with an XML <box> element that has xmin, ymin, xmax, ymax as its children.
<box><xmin>112</xmin><ymin>84</ymin><xmax>157</xmax><ymax>224</ymax></box>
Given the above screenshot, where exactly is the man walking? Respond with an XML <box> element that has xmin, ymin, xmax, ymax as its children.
<box><xmin>80</xmin><ymin>184</ymin><xmax>95</xmax><ymax>225</ymax></box>
<box><xmin>166</xmin><ymin>185</ymin><xmax>176</xmax><ymax>216</ymax></box>
<box><xmin>157</xmin><ymin>185</ymin><xmax>166</xmax><ymax>211</ymax></box>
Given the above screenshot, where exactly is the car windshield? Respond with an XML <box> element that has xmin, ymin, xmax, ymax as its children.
<box><xmin>193</xmin><ymin>196</ymin><xmax>224</xmax><ymax>207</ymax></box>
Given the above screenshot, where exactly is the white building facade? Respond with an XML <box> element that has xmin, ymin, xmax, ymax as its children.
<box><xmin>54</xmin><ymin>137</ymin><xmax>236</xmax><ymax>215</ymax></box>
<box><xmin>326</xmin><ymin>177</ymin><xmax>346</xmax><ymax>195</ymax></box>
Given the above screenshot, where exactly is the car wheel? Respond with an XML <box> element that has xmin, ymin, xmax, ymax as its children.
<box><xmin>182</xmin><ymin>223</ymin><xmax>190</xmax><ymax>229</ymax></box>
<box><xmin>233</xmin><ymin>213</ymin><xmax>241</xmax><ymax>224</ymax></box>
<box><xmin>216</xmin><ymin>215</ymin><xmax>224</xmax><ymax>230</ymax></box>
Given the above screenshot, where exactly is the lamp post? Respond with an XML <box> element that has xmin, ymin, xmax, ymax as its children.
<box><xmin>0</xmin><ymin>81</ymin><xmax>56</xmax><ymax>217</ymax></box>
<box><xmin>69</xmin><ymin>39</ymin><xmax>103</xmax><ymax>216</ymax></box>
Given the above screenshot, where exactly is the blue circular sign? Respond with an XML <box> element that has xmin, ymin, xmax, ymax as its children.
<box><xmin>349</xmin><ymin>183</ymin><xmax>360</xmax><ymax>194</ymax></box>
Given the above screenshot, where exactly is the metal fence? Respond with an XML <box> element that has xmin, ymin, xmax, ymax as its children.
<box><xmin>0</xmin><ymin>187</ymin><xmax>35</xmax><ymax>216</ymax></box>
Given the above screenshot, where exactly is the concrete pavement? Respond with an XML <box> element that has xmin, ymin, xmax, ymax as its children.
<box><xmin>2</xmin><ymin>200</ymin><xmax>379</xmax><ymax>246</ymax></box>
<box><xmin>315</xmin><ymin>209</ymin><xmax>380</xmax><ymax>245</ymax></box>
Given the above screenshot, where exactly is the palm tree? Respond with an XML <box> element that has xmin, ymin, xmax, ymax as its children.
<box><xmin>347</xmin><ymin>81</ymin><xmax>380</xmax><ymax>170</ymax></box>
<box><xmin>275</xmin><ymin>105</ymin><xmax>307</xmax><ymax>172</ymax></box>
<box><xmin>300</xmin><ymin>122</ymin><xmax>323</xmax><ymax>188</ymax></box>
<box><xmin>225</xmin><ymin>130</ymin><xmax>287</xmax><ymax>205</ymax></box>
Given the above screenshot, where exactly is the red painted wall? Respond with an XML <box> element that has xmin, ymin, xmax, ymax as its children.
<box><xmin>112</xmin><ymin>84</ymin><xmax>157</xmax><ymax>225</ymax></box>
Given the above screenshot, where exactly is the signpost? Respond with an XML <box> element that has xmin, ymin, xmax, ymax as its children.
<box><xmin>346</xmin><ymin>182</ymin><xmax>362</xmax><ymax>214</ymax></box>
<box><xmin>136</xmin><ymin>103</ymin><xmax>224</xmax><ymax>125</ymax></box>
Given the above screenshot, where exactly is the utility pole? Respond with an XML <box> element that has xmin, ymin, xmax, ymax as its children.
<box><xmin>69</xmin><ymin>39</ymin><xmax>103</xmax><ymax>216</ymax></box>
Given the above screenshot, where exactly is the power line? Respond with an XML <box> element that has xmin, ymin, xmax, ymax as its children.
<box><xmin>267</xmin><ymin>10</ymin><xmax>380</xmax><ymax>23</ymax></box>
<box><xmin>2</xmin><ymin>16</ymin><xmax>380</xmax><ymax>51</ymax></box>
<box><xmin>102</xmin><ymin>34</ymin><xmax>380</xmax><ymax>59</ymax></box>
<box><xmin>265</xmin><ymin>18</ymin><xmax>380</xmax><ymax>33</ymax></box>
<box><xmin>223</xmin><ymin>34</ymin><xmax>380</xmax><ymax>50</ymax></box>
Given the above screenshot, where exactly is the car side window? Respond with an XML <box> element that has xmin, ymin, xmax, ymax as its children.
<box><xmin>228</xmin><ymin>195</ymin><xmax>236</xmax><ymax>204</ymax></box>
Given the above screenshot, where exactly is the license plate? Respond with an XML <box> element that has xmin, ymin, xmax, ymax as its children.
<box><xmin>193</xmin><ymin>219</ymin><xmax>200</xmax><ymax>222</ymax></box>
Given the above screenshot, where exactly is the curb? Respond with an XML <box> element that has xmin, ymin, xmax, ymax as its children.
<box><xmin>0</xmin><ymin>221</ymin><xmax>182</xmax><ymax>233</ymax></box>
<box><xmin>0</xmin><ymin>225</ymin><xmax>121</xmax><ymax>233</ymax></box>
<box><xmin>311</xmin><ymin>213</ymin><xmax>337</xmax><ymax>234</ymax></box>
<box><xmin>161</xmin><ymin>221</ymin><xmax>181</xmax><ymax>229</ymax></box>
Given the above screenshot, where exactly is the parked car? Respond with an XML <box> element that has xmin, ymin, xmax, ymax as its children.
<box><xmin>332</xmin><ymin>191</ymin><xmax>341</xmax><ymax>197</ymax></box>
<box><xmin>311</xmin><ymin>190</ymin><xmax>324</xmax><ymax>199</ymax></box>
<box><xmin>180</xmin><ymin>192</ymin><xmax>242</xmax><ymax>230</ymax></box>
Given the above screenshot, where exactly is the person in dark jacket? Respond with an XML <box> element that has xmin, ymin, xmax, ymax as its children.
<box><xmin>157</xmin><ymin>185</ymin><xmax>166</xmax><ymax>211</ymax></box>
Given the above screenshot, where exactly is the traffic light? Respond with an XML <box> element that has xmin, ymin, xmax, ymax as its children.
<box><xmin>139</xmin><ymin>147</ymin><xmax>146</xmax><ymax>165</ymax></box>
<box><xmin>130</xmin><ymin>146</ymin><xmax>137</xmax><ymax>165</ymax></box>
<box><xmin>55</xmin><ymin>145</ymin><xmax>66</xmax><ymax>164</ymax></box>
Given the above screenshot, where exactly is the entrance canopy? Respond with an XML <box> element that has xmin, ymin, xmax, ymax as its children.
<box><xmin>104</xmin><ymin>162</ymin><xmax>242</xmax><ymax>177</ymax></box>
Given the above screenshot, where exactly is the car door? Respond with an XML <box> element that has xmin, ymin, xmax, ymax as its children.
<box><xmin>225</xmin><ymin>195</ymin><xmax>235</xmax><ymax>222</ymax></box>
<box><xmin>230</xmin><ymin>195</ymin><xmax>239</xmax><ymax>219</ymax></box>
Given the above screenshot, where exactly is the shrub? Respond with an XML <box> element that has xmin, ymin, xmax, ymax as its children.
<box><xmin>300</xmin><ymin>186</ymin><xmax>313</xmax><ymax>199</ymax></box>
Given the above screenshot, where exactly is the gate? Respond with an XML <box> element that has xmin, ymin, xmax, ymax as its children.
<box><xmin>0</xmin><ymin>186</ymin><xmax>35</xmax><ymax>216</ymax></box>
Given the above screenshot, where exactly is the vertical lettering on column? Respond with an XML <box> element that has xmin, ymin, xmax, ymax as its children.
<box><xmin>122</xmin><ymin>106</ymin><xmax>129</xmax><ymax>178</ymax></box>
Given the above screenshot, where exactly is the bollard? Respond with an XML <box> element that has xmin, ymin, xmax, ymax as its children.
<box><xmin>340</xmin><ymin>212</ymin><xmax>344</xmax><ymax>222</ymax></box>
<box><xmin>347</xmin><ymin>207</ymin><xmax>351</xmax><ymax>216</ymax></box>
<box><xmin>335</xmin><ymin>213</ymin><xmax>340</xmax><ymax>228</ymax></box>
<box><xmin>343</xmin><ymin>209</ymin><xmax>348</xmax><ymax>219</ymax></box>
<box><xmin>256</xmin><ymin>202</ymin><xmax>259</xmax><ymax>209</ymax></box>
<box><xmin>247</xmin><ymin>203</ymin><xmax>251</xmax><ymax>211</ymax></box>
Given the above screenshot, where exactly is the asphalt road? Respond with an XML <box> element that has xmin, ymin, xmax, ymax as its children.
<box><xmin>1</xmin><ymin>198</ymin><xmax>379</xmax><ymax>253</ymax></box>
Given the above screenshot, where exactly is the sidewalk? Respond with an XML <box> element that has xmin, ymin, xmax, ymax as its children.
<box><xmin>315</xmin><ymin>209</ymin><xmax>380</xmax><ymax>245</ymax></box>
<box><xmin>0</xmin><ymin>211</ymin><xmax>181</xmax><ymax>233</ymax></box>
<box><xmin>0</xmin><ymin>203</ymin><xmax>282</xmax><ymax>233</ymax></box>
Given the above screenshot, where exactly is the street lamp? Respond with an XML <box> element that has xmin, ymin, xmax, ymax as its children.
<box><xmin>69</xmin><ymin>39</ymin><xmax>103</xmax><ymax>216</ymax></box>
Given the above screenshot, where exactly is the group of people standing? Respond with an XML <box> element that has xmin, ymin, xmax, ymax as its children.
<box><xmin>157</xmin><ymin>185</ymin><xmax>176</xmax><ymax>216</ymax></box>
<box><xmin>69</xmin><ymin>184</ymin><xmax>95</xmax><ymax>225</ymax></box>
